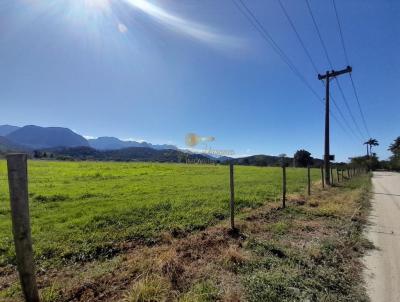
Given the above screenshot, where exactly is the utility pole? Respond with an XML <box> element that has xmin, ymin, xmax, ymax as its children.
<box><xmin>318</xmin><ymin>66</ymin><xmax>352</xmax><ymax>185</ymax></box>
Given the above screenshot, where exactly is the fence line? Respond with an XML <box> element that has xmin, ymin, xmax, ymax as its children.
<box><xmin>1</xmin><ymin>158</ymin><xmax>367</xmax><ymax>300</ymax></box>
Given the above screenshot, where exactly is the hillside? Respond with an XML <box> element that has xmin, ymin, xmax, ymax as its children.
<box><xmin>43</xmin><ymin>146</ymin><xmax>211</xmax><ymax>162</ymax></box>
<box><xmin>0</xmin><ymin>125</ymin><xmax>19</xmax><ymax>136</ymax></box>
<box><xmin>88</xmin><ymin>136</ymin><xmax>177</xmax><ymax>151</ymax></box>
<box><xmin>6</xmin><ymin>125</ymin><xmax>89</xmax><ymax>149</ymax></box>
<box><xmin>0</xmin><ymin>124</ymin><xmax>178</xmax><ymax>152</ymax></box>
<box><xmin>0</xmin><ymin>136</ymin><xmax>29</xmax><ymax>157</ymax></box>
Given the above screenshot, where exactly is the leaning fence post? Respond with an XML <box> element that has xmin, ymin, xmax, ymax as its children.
<box><xmin>229</xmin><ymin>162</ymin><xmax>235</xmax><ymax>230</ymax></box>
<box><xmin>320</xmin><ymin>166</ymin><xmax>324</xmax><ymax>188</ymax></box>
<box><xmin>7</xmin><ymin>154</ymin><xmax>40</xmax><ymax>302</ymax></box>
<box><xmin>307</xmin><ymin>166</ymin><xmax>311</xmax><ymax>196</ymax></box>
<box><xmin>282</xmin><ymin>166</ymin><xmax>286</xmax><ymax>208</ymax></box>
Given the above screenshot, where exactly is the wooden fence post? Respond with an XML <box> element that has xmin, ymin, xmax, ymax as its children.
<box><xmin>330</xmin><ymin>168</ymin><xmax>334</xmax><ymax>185</ymax></box>
<box><xmin>229</xmin><ymin>162</ymin><xmax>235</xmax><ymax>230</ymax></box>
<box><xmin>7</xmin><ymin>154</ymin><xmax>40</xmax><ymax>302</ymax></box>
<box><xmin>347</xmin><ymin>168</ymin><xmax>350</xmax><ymax>179</ymax></box>
<box><xmin>320</xmin><ymin>166</ymin><xmax>324</xmax><ymax>188</ymax></box>
<box><xmin>282</xmin><ymin>166</ymin><xmax>286</xmax><ymax>208</ymax></box>
<box><xmin>307</xmin><ymin>166</ymin><xmax>311</xmax><ymax>196</ymax></box>
<box><xmin>336</xmin><ymin>168</ymin><xmax>340</xmax><ymax>183</ymax></box>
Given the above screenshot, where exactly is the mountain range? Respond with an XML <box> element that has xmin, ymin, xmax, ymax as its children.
<box><xmin>0</xmin><ymin>124</ymin><xmax>323</xmax><ymax>166</ymax></box>
<box><xmin>0</xmin><ymin>124</ymin><xmax>202</xmax><ymax>163</ymax></box>
<box><xmin>0</xmin><ymin>125</ymin><xmax>178</xmax><ymax>151</ymax></box>
<box><xmin>87</xmin><ymin>136</ymin><xmax>177</xmax><ymax>151</ymax></box>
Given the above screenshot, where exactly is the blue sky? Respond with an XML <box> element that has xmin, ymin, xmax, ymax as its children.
<box><xmin>1</xmin><ymin>0</ymin><xmax>399</xmax><ymax>161</ymax></box>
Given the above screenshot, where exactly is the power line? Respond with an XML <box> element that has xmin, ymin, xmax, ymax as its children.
<box><xmin>332</xmin><ymin>0</ymin><xmax>371</xmax><ymax>138</ymax></box>
<box><xmin>276</xmin><ymin>0</ymin><xmax>361</xmax><ymax>141</ymax></box>
<box><xmin>232</xmin><ymin>0</ymin><xmax>322</xmax><ymax>102</ymax></box>
<box><xmin>232</xmin><ymin>0</ymin><xmax>357</xmax><ymax>140</ymax></box>
<box><xmin>305</xmin><ymin>0</ymin><xmax>366</xmax><ymax>141</ymax></box>
<box><xmin>330</xmin><ymin>93</ymin><xmax>363</xmax><ymax>141</ymax></box>
<box><xmin>332</xmin><ymin>78</ymin><xmax>365</xmax><ymax>140</ymax></box>
<box><xmin>332</xmin><ymin>0</ymin><xmax>350</xmax><ymax>63</ymax></box>
<box><xmin>305</xmin><ymin>0</ymin><xmax>333</xmax><ymax>68</ymax></box>
<box><xmin>277</xmin><ymin>0</ymin><xmax>319</xmax><ymax>74</ymax></box>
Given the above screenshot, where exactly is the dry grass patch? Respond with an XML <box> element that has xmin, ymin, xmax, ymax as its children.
<box><xmin>123</xmin><ymin>274</ymin><xmax>171</xmax><ymax>302</ymax></box>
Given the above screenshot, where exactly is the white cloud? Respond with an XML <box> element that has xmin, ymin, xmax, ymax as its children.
<box><xmin>123</xmin><ymin>0</ymin><xmax>242</xmax><ymax>48</ymax></box>
<box><xmin>122</xmin><ymin>137</ymin><xmax>145</xmax><ymax>143</ymax></box>
<box><xmin>83</xmin><ymin>135</ymin><xmax>97</xmax><ymax>140</ymax></box>
<box><xmin>118</xmin><ymin>23</ymin><xmax>128</xmax><ymax>33</ymax></box>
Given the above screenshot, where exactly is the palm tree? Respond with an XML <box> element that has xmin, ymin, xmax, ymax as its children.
<box><xmin>369</xmin><ymin>139</ymin><xmax>379</xmax><ymax>154</ymax></box>
<box><xmin>364</xmin><ymin>138</ymin><xmax>379</xmax><ymax>157</ymax></box>
<box><xmin>364</xmin><ymin>140</ymin><xmax>370</xmax><ymax>157</ymax></box>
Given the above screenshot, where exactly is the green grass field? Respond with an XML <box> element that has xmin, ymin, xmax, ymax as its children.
<box><xmin>0</xmin><ymin>160</ymin><xmax>321</xmax><ymax>267</ymax></box>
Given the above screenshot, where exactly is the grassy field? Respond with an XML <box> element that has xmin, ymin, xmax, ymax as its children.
<box><xmin>0</xmin><ymin>160</ymin><xmax>321</xmax><ymax>268</ymax></box>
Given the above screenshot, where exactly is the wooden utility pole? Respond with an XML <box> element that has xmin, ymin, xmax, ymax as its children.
<box><xmin>318</xmin><ymin>66</ymin><xmax>352</xmax><ymax>185</ymax></box>
<box><xmin>229</xmin><ymin>162</ymin><xmax>235</xmax><ymax>230</ymax></box>
<box><xmin>282</xmin><ymin>166</ymin><xmax>286</xmax><ymax>208</ymax></box>
<box><xmin>320</xmin><ymin>166</ymin><xmax>324</xmax><ymax>188</ymax></box>
<box><xmin>7</xmin><ymin>154</ymin><xmax>40</xmax><ymax>302</ymax></box>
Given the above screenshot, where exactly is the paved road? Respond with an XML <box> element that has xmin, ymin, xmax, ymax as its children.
<box><xmin>364</xmin><ymin>171</ymin><xmax>400</xmax><ymax>302</ymax></box>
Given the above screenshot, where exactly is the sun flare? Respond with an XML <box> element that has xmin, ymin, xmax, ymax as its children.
<box><xmin>84</xmin><ymin>0</ymin><xmax>110</xmax><ymax>11</ymax></box>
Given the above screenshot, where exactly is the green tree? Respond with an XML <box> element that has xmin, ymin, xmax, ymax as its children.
<box><xmin>389</xmin><ymin>137</ymin><xmax>400</xmax><ymax>158</ymax></box>
<box><xmin>350</xmin><ymin>154</ymin><xmax>380</xmax><ymax>171</ymax></box>
<box><xmin>293</xmin><ymin>149</ymin><xmax>313</xmax><ymax>167</ymax></box>
<box><xmin>369</xmin><ymin>139</ymin><xmax>379</xmax><ymax>154</ymax></box>
<box><xmin>388</xmin><ymin>137</ymin><xmax>400</xmax><ymax>170</ymax></box>
<box><xmin>364</xmin><ymin>138</ymin><xmax>379</xmax><ymax>157</ymax></box>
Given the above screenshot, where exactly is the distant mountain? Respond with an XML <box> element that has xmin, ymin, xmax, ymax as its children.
<box><xmin>215</xmin><ymin>156</ymin><xmax>232</xmax><ymax>162</ymax></box>
<box><xmin>88</xmin><ymin>136</ymin><xmax>177</xmax><ymax>151</ymax></box>
<box><xmin>0</xmin><ymin>125</ymin><xmax>20</xmax><ymax>136</ymax></box>
<box><xmin>0</xmin><ymin>136</ymin><xmax>29</xmax><ymax>156</ymax></box>
<box><xmin>6</xmin><ymin>125</ymin><xmax>89</xmax><ymax>149</ymax></box>
<box><xmin>0</xmin><ymin>124</ymin><xmax>178</xmax><ymax>152</ymax></box>
<box><xmin>42</xmin><ymin>146</ymin><xmax>211</xmax><ymax>163</ymax></box>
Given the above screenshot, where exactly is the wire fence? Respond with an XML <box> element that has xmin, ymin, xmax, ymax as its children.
<box><xmin>0</xmin><ymin>158</ymin><xmax>367</xmax><ymax>298</ymax></box>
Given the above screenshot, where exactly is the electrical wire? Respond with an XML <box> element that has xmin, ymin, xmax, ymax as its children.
<box><xmin>305</xmin><ymin>0</ymin><xmax>366</xmax><ymax>141</ymax></box>
<box><xmin>232</xmin><ymin>0</ymin><xmax>356</xmax><ymax>140</ymax></box>
<box><xmin>277</xmin><ymin>0</ymin><xmax>361</xmax><ymax>141</ymax></box>
<box><xmin>332</xmin><ymin>0</ymin><xmax>371</xmax><ymax>138</ymax></box>
<box><xmin>277</xmin><ymin>0</ymin><xmax>319</xmax><ymax>74</ymax></box>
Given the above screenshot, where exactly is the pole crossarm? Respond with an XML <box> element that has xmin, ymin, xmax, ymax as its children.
<box><xmin>318</xmin><ymin>66</ymin><xmax>352</xmax><ymax>80</ymax></box>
